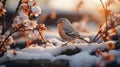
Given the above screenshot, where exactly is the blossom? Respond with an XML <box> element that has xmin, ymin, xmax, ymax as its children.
<box><xmin>20</xmin><ymin>3</ymin><xmax>28</xmax><ymax>7</ymax></box>
<box><xmin>25</xmin><ymin>20</ymin><xmax>38</xmax><ymax>30</ymax></box>
<box><xmin>0</xmin><ymin>8</ymin><xmax>6</xmax><ymax>17</ymax></box>
<box><xmin>14</xmin><ymin>16</ymin><xmax>23</xmax><ymax>24</ymax></box>
<box><xmin>6</xmin><ymin>36</ymin><xmax>14</xmax><ymax>45</ymax></box>
<box><xmin>12</xmin><ymin>16</ymin><xmax>23</xmax><ymax>28</ymax></box>
<box><xmin>12</xmin><ymin>11</ymin><xmax>28</xmax><ymax>28</ymax></box>
<box><xmin>106</xmin><ymin>42</ymin><xmax>115</xmax><ymax>50</ymax></box>
<box><xmin>0</xmin><ymin>35</ymin><xmax>14</xmax><ymax>45</ymax></box>
<box><xmin>0</xmin><ymin>2</ymin><xmax>6</xmax><ymax>17</ymax></box>
<box><xmin>31</xmin><ymin>5</ymin><xmax>41</xmax><ymax>16</ymax></box>
<box><xmin>36</xmin><ymin>24</ymin><xmax>47</xmax><ymax>34</ymax></box>
<box><xmin>20</xmin><ymin>3</ymin><xmax>29</xmax><ymax>15</ymax></box>
<box><xmin>28</xmin><ymin>0</ymin><xmax>35</xmax><ymax>6</ymax></box>
<box><xmin>28</xmin><ymin>31</ymin><xmax>35</xmax><ymax>38</ymax></box>
<box><xmin>22</xmin><ymin>0</ymin><xmax>35</xmax><ymax>5</ymax></box>
<box><xmin>19</xmin><ymin>11</ymin><xmax>29</xmax><ymax>22</ymax></box>
<box><xmin>21</xmin><ymin>0</ymin><xmax>41</xmax><ymax>17</ymax></box>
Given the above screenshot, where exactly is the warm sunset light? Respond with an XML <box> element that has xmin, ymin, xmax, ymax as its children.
<box><xmin>94</xmin><ymin>0</ymin><xmax>107</xmax><ymax>5</ymax></box>
<box><xmin>93</xmin><ymin>0</ymin><xmax>108</xmax><ymax>8</ymax></box>
<box><xmin>0</xmin><ymin>0</ymin><xmax>120</xmax><ymax>67</ymax></box>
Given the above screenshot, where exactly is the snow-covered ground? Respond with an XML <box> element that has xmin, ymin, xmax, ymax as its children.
<box><xmin>0</xmin><ymin>37</ymin><xmax>119</xmax><ymax>67</ymax></box>
<box><xmin>1</xmin><ymin>25</ymin><xmax>120</xmax><ymax>67</ymax></box>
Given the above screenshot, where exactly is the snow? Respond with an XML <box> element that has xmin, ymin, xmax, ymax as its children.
<box><xmin>0</xmin><ymin>26</ymin><xmax>120</xmax><ymax>67</ymax></box>
<box><xmin>0</xmin><ymin>39</ymin><xmax>116</xmax><ymax>66</ymax></box>
<box><xmin>3</xmin><ymin>45</ymin><xmax>99</xmax><ymax>67</ymax></box>
<box><xmin>0</xmin><ymin>26</ymin><xmax>117</xmax><ymax>66</ymax></box>
<box><xmin>0</xmin><ymin>0</ymin><xmax>120</xmax><ymax>67</ymax></box>
<box><xmin>6</xmin><ymin>50</ymin><xmax>55</xmax><ymax>61</ymax></box>
<box><xmin>69</xmin><ymin>52</ymin><xmax>97</xmax><ymax>67</ymax></box>
<box><xmin>20</xmin><ymin>41</ymin><xmax>109</xmax><ymax>56</ymax></box>
<box><xmin>54</xmin><ymin>52</ymin><xmax>98</xmax><ymax>67</ymax></box>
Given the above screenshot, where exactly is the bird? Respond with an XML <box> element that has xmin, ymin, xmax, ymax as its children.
<box><xmin>57</xmin><ymin>18</ymin><xmax>89</xmax><ymax>44</ymax></box>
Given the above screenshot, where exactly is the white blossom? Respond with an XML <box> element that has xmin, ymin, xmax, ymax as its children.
<box><xmin>12</xmin><ymin>21</ymin><xmax>18</xmax><ymax>28</ymax></box>
<box><xmin>12</xmin><ymin>16</ymin><xmax>22</xmax><ymax>28</ymax></box>
<box><xmin>31</xmin><ymin>5</ymin><xmax>41</xmax><ymax>16</ymax></box>
<box><xmin>14</xmin><ymin>16</ymin><xmax>23</xmax><ymax>24</ymax></box>
<box><xmin>19</xmin><ymin>11</ymin><xmax>29</xmax><ymax>22</ymax></box>
<box><xmin>12</xmin><ymin>11</ymin><xmax>28</xmax><ymax>28</ymax></box>
<box><xmin>25</xmin><ymin>20</ymin><xmax>38</xmax><ymax>30</ymax></box>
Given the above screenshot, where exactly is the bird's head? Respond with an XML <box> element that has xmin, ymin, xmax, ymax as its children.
<box><xmin>57</xmin><ymin>18</ymin><xmax>71</xmax><ymax>26</ymax></box>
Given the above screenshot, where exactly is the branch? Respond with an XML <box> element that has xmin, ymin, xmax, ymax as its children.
<box><xmin>2</xmin><ymin>0</ymin><xmax>22</xmax><ymax>34</ymax></box>
<box><xmin>78</xmin><ymin>36</ymin><xmax>90</xmax><ymax>43</ymax></box>
<box><xmin>100</xmin><ymin>0</ymin><xmax>108</xmax><ymax>42</ymax></box>
<box><xmin>92</xmin><ymin>0</ymin><xmax>109</xmax><ymax>42</ymax></box>
<box><xmin>36</xmin><ymin>29</ymin><xmax>46</xmax><ymax>44</ymax></box>
<box><xmin>94</xmin><ymin>24</ymin><xmax>120</xmax><ymax>42</ymax></box>
<box><xmin>1</xmin><ymin>0</ymin><xmax>7</xmax><ymax>35</ymax></box>
<box><xmin>91</xmin><ymin>25</ymin><xmax>102</xmax><ymax>42</ymax></box>
<box><xmin>0</xmin><ymin>23</ymin><xmax>25</xmax><ymax>50</ymax></box>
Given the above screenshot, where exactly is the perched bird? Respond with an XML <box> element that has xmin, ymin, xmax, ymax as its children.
<box><xmin>57</xmin><ymin>18</ymin><xmax>89</xmax><ymax>43</ymax></box>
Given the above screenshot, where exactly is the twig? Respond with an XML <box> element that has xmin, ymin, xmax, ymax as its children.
<box><xmin>1</xmin><ymin>0</ymin><xmax>7</xmax><ymax>35</ymax></box>
<box><xmin>78</xmin><ymin>36</ymin><xmax>90</xmax><ymax>43</ymax></box>
<box><xmin>92</xmin><ymin>0</ymin><xmax>109</xmax><ymax>42</ymax></box>
<box><xmin>94</xmin><ymin>23</ymin><xmax>120</xmax><ymax>42</ymax></box>
<box><xmin>1</xmin><ymin>15</ymin><xmax>6</xmax><ymax>35</ymax></box>
<box><xmin>91</xmin><ymin>25</ymin><xmax>102</xmax><ymax>42</ymax></box>
<box><xmin>100</xmin><ymin>0</ymin><xmax>108</xmax><ymax>42</ymax></box>
<box><xmin>2</xmin><ymin>0</ymin><xmax>22</xmax><ymax>34</ymax></box>
<box><xmin>91</xmin><ymin>31</ymin><xmax>100</xmax><ymax>42</ymax></box>
<box><xmin>0</xmin><ymin>23</ymin><xmax>24</xmax><ymax>50</ymax></box>
<box><xmin>36</xmin><ymin>29</ymin><xmax>46</xmax><ymax>44</ymax></box>
<box><xmin>0</xmin><ymin>34</ymin><xmax>11</xmax><ymax>50</ymax></box>
<box><xmin>2</xmin><ymin>0</ymin><xmax>7</xmax><ymax>7</ymax></box>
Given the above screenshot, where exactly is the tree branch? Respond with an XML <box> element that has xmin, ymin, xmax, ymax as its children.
<box><xmin>2</xmin><ymin>0</ymin><xmax>22</xmax><ymax>34</ymax></box>
<box><xmin>1</xmin><ymin>0</ymin><xmax>7</xmax><ymax>35</ymax></box>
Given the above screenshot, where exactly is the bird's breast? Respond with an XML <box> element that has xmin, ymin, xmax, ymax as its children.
<box><xmin>58</xmin><ymin>24</ymin><xmax>74</xmax><ymax>41</ymax></box>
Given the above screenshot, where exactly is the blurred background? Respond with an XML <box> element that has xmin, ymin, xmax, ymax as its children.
<box><xmin>3</xmin><ymin>0</ymin><xmax>120</xmax><ymax>33</ymax></box>
<box><xmin>0</xmin><ymin>0</ymin><xmax>120</xmax><ymax>48</ymax></box>
<box><xmin>5</xmin><ymin>0</ymin><xmax>107</xmax><ymax>24</ymax></box>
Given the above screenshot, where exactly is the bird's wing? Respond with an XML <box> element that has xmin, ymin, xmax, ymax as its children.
<box><xmin>63</xmin><ymin>26</ymin><xmax>80</xmax><ymax>38</ymax></box>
